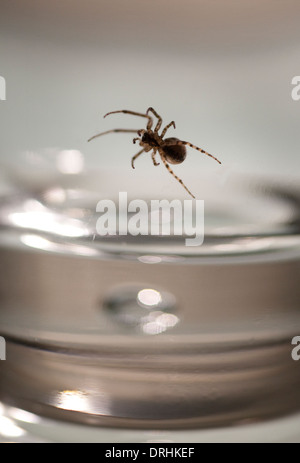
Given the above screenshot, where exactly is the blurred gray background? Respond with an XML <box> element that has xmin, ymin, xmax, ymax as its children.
<box><xmin>0</xmin><ymin>0</ymin><xmax>299</xmax><ymax>193</ymax></box>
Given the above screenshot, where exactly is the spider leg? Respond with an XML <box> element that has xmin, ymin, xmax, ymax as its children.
<box><xmin>151</xmin><ymin>149</ymin><xmax>160</xmax><ymax>166</ymax></box>
<box><xmin>104</xmin><ymin>110</ymin><xmax>153</xmax><ymax>130</ymax></box>
<box><xmin>173</xmin><ymin>140</ymin><xmax>222</xmax><ymax>165</ymax></box>
<box><xmin>146</xmin><ymin>107</ymin><xmax>163</xmax><ymax>133</ymax></box>
<box><xmin>161</xmin><ymin>121</ymin><xmax>176</xmax><ymax>138</ymax></box>
<box><xmin>131</xmin><ymin>149</ymin><xmax>145</xmax><ymax>169</ymax></box>
<box><xmin>159</xmin><ymin>151</ymin><xmax>195</xmax><ymax>199</ymax></box>
<box><xmin>88</xmin><ymin>129</ymin><xmax>139</xmax><ymax>143</ymax></box>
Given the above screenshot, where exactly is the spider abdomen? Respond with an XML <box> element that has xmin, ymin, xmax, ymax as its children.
<box><xmin>162</xmin><ymin>138</ymin><xmax>186</xmax><ymax>164</ymax></box>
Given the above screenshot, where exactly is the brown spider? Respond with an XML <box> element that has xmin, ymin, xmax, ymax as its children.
<box><xmin>88</xmin><ymin>107</ymin><xmax>221</xmax><ymax>198</ymax></box>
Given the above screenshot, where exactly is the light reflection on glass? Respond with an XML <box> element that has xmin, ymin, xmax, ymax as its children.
<box><xmin>53</xmin><ymin>389</ymin><xmax>111</xmax><ymax>416</ymax></box>
<box><xmin>137</xmin><ymin>289</ymin><xmax>179</xmax><ymax>335</ymax></box>
<box><xmin>213</xmin><ymin>238</ymin><xmax>277</xmax><ymax>253</ymax></box>
<box><xmin>103</xmin><ymin>286</ymin><xmax>179</xmax><ymax>335</ymax></box>
<box><xmin>8</xmin><ymin>407</ymin><xmax>40</xmax><ymax>425</ymax></box>
<box><xmin>142</xmin><ymin>310</ymin><xmax>179</xmax><ymax>335</ymax></box>
<box><xmin>20</xmin><ymin>234</ymin><xmax>99</xmax><ymax>256</ymax></box>
<box><xmin>43</xmin><ymin>187</ymin><xmax>67</xmax><ymax>204</ymax></box>
<box><xmin>8</xmin><ymin>202</ymin><xmax>89</xmax><ymax>237</ymax></box>
<box><xmin>20</xmin><ymin>234</ymin><xmax>53</xmax><ymax>251</ymax></box>
<box><xmin>138</xmin><ymin>255</ymin><xmax>162</xmax><ymax>264</ymax></box>
<box><xmin>138</xmin><ymin>289</ymin><xmax>162</xmax><ymax>307</ymax></box>
<box><xmin>10</xmin><ymin>211</ymin><xmax>86</xmax><ymax>237</ymax></box>
<box><xmin>56</xmin><ymin>150</ymin><xmax>85</xmax><ymax>174</ymax></box>
<box><xmin>0</xmin><ymin>416</ymin><xmax>25</xmax><ymax>438</ymax></box>
<box><xmin>23</xmin><ymin>199</ymin><xmax>45</xmax><ymax>212</ymax></box>
<box><xmin>55</xmin><ymin>390</ymin><xmax>91</xmax><ymax>413</ymax></box>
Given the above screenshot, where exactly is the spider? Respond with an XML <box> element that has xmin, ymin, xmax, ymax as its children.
<box><xmin>88</xmin><ymin>107</ymin><xmax>221</xmax><ymax>198</ymax></box>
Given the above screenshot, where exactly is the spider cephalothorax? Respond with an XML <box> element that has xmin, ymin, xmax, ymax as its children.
<box><xmin>88</xmin><ymin>107</ymin><xmax>221</xmax><ymax>198</ymax></box>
